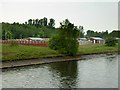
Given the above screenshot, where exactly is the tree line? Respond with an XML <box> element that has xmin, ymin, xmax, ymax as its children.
<box><xmin>26</xmin><ymin>17</ymin><xmax>55</xmax><ymax>28</ymax></box>
<box><xmin>2</xmin><ymin>17</ymin><xmax>56</xmax><ymax>39</ymax></box>
<box><xmin>85</xmin><ymin>30</ymin><xmax>120</xmax><ymax>39</ymax></box>
<box><xmin>1</xmin><ymin>17</ymin><xmax>120</xmax><ymax>40</ymax></box>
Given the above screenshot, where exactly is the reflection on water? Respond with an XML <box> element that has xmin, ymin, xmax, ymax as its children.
<box><xmin>48</xmin><ymin>61</ymin><xmax>78</xmax><ymax>88</ymax></box>
<box><xmin>2</xmin><ymin>54</ymin><xmax>118</xmax><ymax>88</ymax></box>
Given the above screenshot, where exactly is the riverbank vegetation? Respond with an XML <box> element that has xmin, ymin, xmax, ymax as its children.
<box><xmin>105</xmin><ymin>37</ymin><xmax>118</xmax><ymax>46</ymax></box>
<box><xmin>1</xmin><ymin>18</ymin><xmax>120</xmax><ymax>61</ymax></box>
<box><xmin>78</xmin><ymin>44</ymin><xmax>119</xmax><ymax>55</ymax></box>
<box><xmin>2</xmin><ymin>44</ymin><xmax>120</xmax><ymax>61</ymax></box>
<box><xmin>2</xmin><ymin>18</ymin><xmax>57</xmax><ymax>39</ymax></box>
<box><xmin>49</xmin><ymin>19</ymin><xmax>81</xmax><ymax>56</ymax></box>
<box><xmin>1</xmin><ymin>17</ymin><xmax>120</xmax><ymax>40</ymax></box>
<box><xmin>1</xmin><ymin>44</ymin><xmax>62</xmax><ymax>61</ymax></box>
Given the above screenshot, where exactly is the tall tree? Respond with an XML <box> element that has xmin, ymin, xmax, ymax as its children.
<box><xmin>86</xmin><ymin>30</ymin><xmax>95</xmax><ymax>37</ymax></box>
<box><xmin>28</xmin><ymin>19</ymin><xmax>32</xmax><ymax>25</ymax></box>
<box><xmin>79</xmin><ymin>26</ymin><xmax>84</xmax><ymax>38</ymax></box>
<box><xmin>35</xmin><ymin>19</ymin><xmax>39</xmax><ymax>26</ymax></box>
<box><xmin>43</xmin><ymin>17</ymin><xmax>48</xmax><ymax>26</ymax></box>
<box><xmin>48</xmin><ymin>18</ymin><xmax>55</xmax><ymax>28</ymax></box>
<box><xmin>32</xmin><ymin>19</ymin><xmax>35</xmax><ymax>25</ymax></box>
<box><xmin>39</xmin><ymin>19</ymin><xmax>44</xmax><ymax>26</ymax></box>
<box><xmin>49</xmin><ymin>19</ymin><xmax>80</xmax><ymax>56</ymax></box>
<box><xmin>109</xmin><ymin>30</ymin><xmax>120</xmax><ymax>38</ymax></box>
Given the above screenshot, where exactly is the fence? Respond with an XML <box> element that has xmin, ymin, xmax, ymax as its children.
<box><xmin>1</xmin><ymin>39</ymin><xmax>48</xmax><ymax>47</ymax></box>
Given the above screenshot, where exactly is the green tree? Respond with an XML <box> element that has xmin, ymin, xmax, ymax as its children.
<box><xmin>48</xmin><ymin>18</ymin><xmax>55</xmax><ymax>28</ymax></box>
<box><xmin>79</xmin><ymin>26</ymin><xmax>84</xmax><ymax>38</ymax></box>
<box><xmin>28</xmin><ymin>19</ymin><xmax>32</xmax><ymax>25</ymax></box>
<box><xmin>35</xmin><ymin>19</ymin><xmax>39</xmax><ymax>26</ymax></box>
<box><xmin>43</xmin><ymin>17</ymin><xmax>48</xmax><ymax>26</ymax></box>
<box><xmin>5</xmin><ymin>31</ymin><xmax>13</xmax><ymax>39</ymax></box>
<box><xmin>32</xmin><ymin>19</ymin><xmax>35</xmax><ymax>25</ymax></box>
<box><xmin>101</xmin><ymin>30</ymin><xmax>109</xmax><ymax>39</ymax></box>
<box><xmin>39</xmin><ymin>19</ymin><xmax>44</xmax><ymax>26</ymax></box>
<box><xmin>105</xmin><ymin>37</ymin><xmax>117</xmax><ymax>46</ymax></box>
<box><xmin>109</xmin><ymin>30</ymin><xmax>120</xmax><ymax>38</ymax></box>
<box><xmin>86</xmin><ymin>30</ymin><xmax>95</xmax><ymax>37</ymax></box>
<box><xmin>49</xmin><ymin>19</ymin><xmax>80</xmax><ymax>56</ymax></box>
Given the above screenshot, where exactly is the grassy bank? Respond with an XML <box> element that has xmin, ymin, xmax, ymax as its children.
<box><xmin>78</xmin><ymin>44</ymin><xmax>119</xmax><ymax>55</ymax></box>
<box><xmin>1</xmin><ymin>44</ymin><xmax>120</xmax><ymax>61</ymax></box>
<box><xmin>2</xmin><ymin>44</ymin><xmax>62</xmax><ymax>61</ymax></box>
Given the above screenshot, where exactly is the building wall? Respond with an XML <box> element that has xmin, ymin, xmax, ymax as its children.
<box><xmin>2</xmin><ymin>39</ymin><xmax>48</xmax><ymax>47</ymax></box>
<box><xmin>78</xmin><ymin>39</ymin><xmax>92</xmax><ymax>45</ymax></box>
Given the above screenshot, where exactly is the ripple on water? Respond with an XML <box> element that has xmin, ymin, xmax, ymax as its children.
<box><xmin>2</xmin><ymin>54</ymin><xmax>118</xmax><ymax>88</ymax></box>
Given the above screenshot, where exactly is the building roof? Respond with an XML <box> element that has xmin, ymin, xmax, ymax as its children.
<box><xmin>90</xmin><ymin>37</ymin><xmax>103</xmax><ymax>40</ymax></box>
<box><xmin>28</xmin><ymin>37</ymin><xmax>43</xmax><ymax>40</ymax></box>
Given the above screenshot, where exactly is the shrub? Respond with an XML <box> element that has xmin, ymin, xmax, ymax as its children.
<box><xmin>105</xmin><ymin>37</ymin><xmax>117</xmax><ymax>46</ymax></box>
<box><xmin>49</xmin><ymin>19</ymin><xmax>80</xmax><ymax>56</ymax></box>
<box><xmin>49</xmin><ymin>35</ymin><xmax>61</xmax><ymax>50</ymax></box>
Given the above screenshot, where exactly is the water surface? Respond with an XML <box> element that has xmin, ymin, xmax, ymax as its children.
<box><xmin>2</xmin><ymin>54</ymin><xmax>118</xmax><ymax>88</ymax></box>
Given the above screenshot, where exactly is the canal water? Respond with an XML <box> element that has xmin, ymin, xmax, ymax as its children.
<box><xmin>2</xmin><ymin>53</ymin><xmax>118</xmax><ymax>88</ymax></box>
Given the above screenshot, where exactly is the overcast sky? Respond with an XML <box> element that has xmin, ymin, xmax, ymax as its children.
<box><xmin>0</xmin><ymin>0</ymin><xmax>119</xmax><ymax>32</ymax></box>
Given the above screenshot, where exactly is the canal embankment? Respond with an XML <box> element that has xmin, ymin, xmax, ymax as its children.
<box><xmin>1</xmin><ymin>56</ymin><xmax>82</xmax><ymax>69</ymax></box>
<box><xmin>1</xmin><ymin>44</ymin><xmax>119</xmax><ymax>69</ymax></box>
<box><xmin>1</xmin><ymin>52</ymin><xmax>119</xmax><ymax>69</ymax></box>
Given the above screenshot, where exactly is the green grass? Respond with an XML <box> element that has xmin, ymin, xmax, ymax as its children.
<box><xmin>1</xmin><ymin>44</ymin><xmax>120</xmax><ymax>61</ymax></box>
<box><xmin>1</xmin><ymin>44</ymin><xmax>63</xmax><ymax>61</ymax></box>
<box><xmin>78</xmin><ymin>44</ymin><xmax>119</xmax><ymax>55</ymax></box>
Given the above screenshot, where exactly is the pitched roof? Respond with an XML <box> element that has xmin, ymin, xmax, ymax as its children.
<box><xmin>90</xmin><ymin>37</ymin><xmax>103</xmax><ymax>40</ymax></box>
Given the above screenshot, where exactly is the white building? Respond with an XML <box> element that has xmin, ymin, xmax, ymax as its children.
<box><xmin>89</xmin><ymin>37</ymin><xmax>105</xmax><ymax>44</ymax></box>
<box><xmin>78</xmin><ymin>38</ymin><xmax>92</xmax><ymax>45</ymax></box>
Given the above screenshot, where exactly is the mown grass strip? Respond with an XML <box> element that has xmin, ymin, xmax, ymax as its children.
<box><xmin>1</xmin><ymin>44</ymin><xmax>120</xmax><ymax>61</ymax></box>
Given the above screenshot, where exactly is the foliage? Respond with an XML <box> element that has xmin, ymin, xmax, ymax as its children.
<box><xmin>49</xmin><ymin>35</ymin><xmax>60</xmax><ymax>50</ymax></box>
<box><xmin>2</xmin><ymin>17</ymin><xmax>119</xmax><ymax>40</ymax></box>
<box><xmin>86</xmin><ymin>30</ymin><xmax>108</xmax><ymax>39</ymax></box>
<box><xmin>86</xmin><ymin>30</ymin><xmax>120</xmax><ymax>39</ymax></box>
<box><xmin>109</xmin><ymin>30</ymin><xmax>120</xmax><ymax>38</ymax></box>
<box><xmin>2</xmin><ymin>44</ymin><xmax>120</xmax><ymax>61</ymax></box>
<box><xmin>27</xmin><ymin>17</ymin><xmax>55</xmax><ymax>28</ymax></box>
<box><xmin>2</xmin><ymin>18</ymin><xmax>57</xmax><ymax>39</ymax></box>
<box><xmin>79</xmin><ymin>26</ymin><xmax>84</xmax><ymax>38</ymax></box>
<box><xmin>48</xmin><ymin>18</ymin><xmax>55</xmax><ymax>28</ymax></box>
<box><xmin>49</xmin><ymin>19</ymin><xmax>80</xmax><ymax>56</ymax></box>
<box><xmin>105</xmin><ymin>37</ymin><xmax>117</xmax><ymax>46</ymax></box>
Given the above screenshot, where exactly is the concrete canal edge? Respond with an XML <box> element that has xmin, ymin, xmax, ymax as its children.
<box><xmin>1</xmin><ymin>52</ymin><xmax>118</xmax><ymax>69</ymax></box>
<box><xmin>1</xmin><ymin>56</ymin><xmax>83</xmax><ymax>69</ymax></box>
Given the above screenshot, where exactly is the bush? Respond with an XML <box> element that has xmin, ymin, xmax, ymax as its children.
<box><xmin>49</xmin><ymin>35</ymin><xmax>79</xmax><ymax>56</ymax></box>
<box><xmin>49</xmin><ymin>35</ymin><xmax>61</xmax><ymax>50</ymax></box>
<box><xmin>105</xmin><ymin>37</ymin><xmax>117</xmax><ymax>46</ymax></box>
<box><xmin>49</xmin><ymin>19</ymin><xmax>80</xmax><ymax>56</ymax></box>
